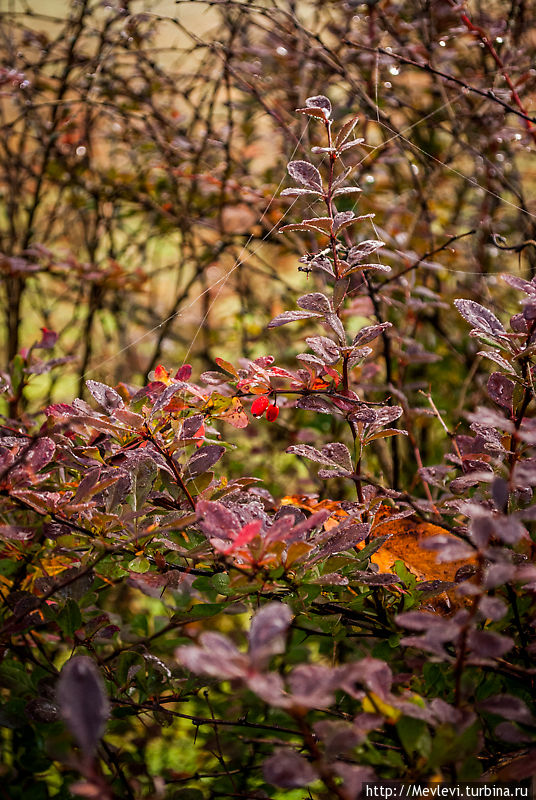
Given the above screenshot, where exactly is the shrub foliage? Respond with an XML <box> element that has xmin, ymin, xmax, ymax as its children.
<box><xmin>2</xmin><ymin>2</ymin><xmax>536</xmax><ymax>799</ymax></box>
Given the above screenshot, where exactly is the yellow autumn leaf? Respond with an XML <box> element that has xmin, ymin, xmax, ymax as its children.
<box><xmin>362</xmin><ymin>692</ymin><xmax>401</xmax><ymax>722</ymax></box>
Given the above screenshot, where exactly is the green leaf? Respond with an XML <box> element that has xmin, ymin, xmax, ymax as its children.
<box><xmin>57</xmin><ymin>598</ymin><xmax>83</xmax><ymax>637</ymax></box>
<box><xmin>396</xmin><ymin>716</ymin><xmax>431</xmax><ymax>759</ymax></box>
<box><xmin>97</xmin><ymin>556</ymin><xmax>129</xmax><ymax>579</ymax></box>
<box><xmin>170</xmin><ymin>603</ymin><xmax>227</xmax><ymax>624</ymax></box>
<box><xmin>128</xmin><ymin>556</ymin><xmax>150</xmax><ymax>573</ymax></box>
<box><xmin>393</xmin><ymin>559</ymin><xmax>417</xmax><ymax>588</ymax></box>
<box><xmin>211</xmin><ymin>573</ymin><xmax>231</xmax><ymax>595</ymax></box>
<box><xmin>11</xmin><ymin>354</ymin><xmax>24</xmax><ymax>393</ymax></box>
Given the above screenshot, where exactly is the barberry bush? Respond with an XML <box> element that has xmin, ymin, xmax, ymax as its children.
<box><xmin>2</xmin><ymin>2</ymin><xmax>536</xmax><ymax>799</ymax></box>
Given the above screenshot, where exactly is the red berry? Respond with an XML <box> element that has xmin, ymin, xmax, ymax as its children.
<box><xmin>251</xmin><ymin>396</ymin><xmax>270</xmax><ymax>417</ymax></box>
<box><xmin>266</xmin><ymin>404</ymin><xmax>279</xmax><ymax>422</ymax></box>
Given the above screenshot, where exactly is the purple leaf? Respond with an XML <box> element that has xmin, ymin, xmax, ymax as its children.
<box><xmin>494</xmin><ymin>722</ymin><xmax>533</xmax><ymax>743</ymax></box>
<box><xmin>333</xmin><ymin>211</ymin><xmax>355</xmax><ymax>234</ymax></box>
<box><xmin>454</xmin><ymin>299</ymin><xmax>506</xmax><ymax>336</ymax></box>
<box><xmin>73</xmin><ymin>468</ymin><xmax>101</xmax><ymax>503</ymax></box>
<box><xmin>350</xmin><ymin>406</ymin><xmax>377</xmax><ymax>425</ymax></box>
<box><xmin>313</xmin><ymin>573</ymin><xmax>349</xmax><ymax>585</ymax></box>
<box><xmin>196</xmin><ymin>499</ymin><xmax>241</xmax><ymax>539</ymax></box>
<box><xmin>297</xmin><ymin>292</ymin><xmax>332</xmax><ymax>315</ymax></box>
<box><xmin>246</xmin><ymin>672</ymin><xmax>288</xmax><ymax>707</ymax></box>
<box><xmin>421</xmin><ymin>535</ymin><xmax>475</xmax><ymax>562</ymax></box>
<box><xmin>128</xmin><ymin>570</ymin><xmax>191</xmax><ymax>597</ymax></box>
<box><xmin>280</xmin><ymin>187</ymin><xmax>321</xmax><ymax>197</ymax></box>
<box><xmin>299</xmin><ymin>253</ymin><xmax>334</xmax><ymax>276</ymax></box>
<box><xmin>325</xmin><ymin>312</ymin><xmax>346</xmax><ymax>343</ymax></box>
<box><xmin>311</xmin><ymin>522</ymin><xmax>369</xmax><ymax>560</ymax></box>
<box><xmin>263</xmin><ymin>749</ymin><xmax>316</xmax><ymax>788</ymax></box>
<box><xmin>368</xmin><ymin>406</ymin><xmax>403</xmax><ymax>432</ymax></box>
<box><xmin>288</xmin><ymin>664</ymin><xmax>338</xmax><ymax>708</ymax></box>
<box><xmin>86</xmin><ymin>380</ymin><xmax>124</xmax><ymax>413</ymax></box>
<box><xmin>479</xmin><ymin>694</ymin><xmax>534</xmax><ymax>724</ymax></box>
<box><xmin>24</xmin><ymin>437</ymin><xmax>56</xmax><ymax>472</ymax></box>
<box><xmin>180</xmin><ymin>414</ymin><xmax>205</xmax><ymax>439</ymax></box>
<box><xmin>305</xmin><ymin>94</ymin><xmax>331</xmax><ymax>117</ymax></box>
<box><xmin>26</xmin><ymin>355</ymin><xmax>76</xmax><ymax>376</ymax></box>
<box><xmin>348</xmin><ymin>240</ymin><xmax>385</xmax><ymax>264</ymax></box>
<box><xmin>287</xmin><ymin>160</ymin><xmax>322</xmax><ymax>191</ymax></box>
<box><xmin>344</xmin><ymin>262</ymin><xmax>391</xmax><ymax>276</ymax></box>
<box><xmin>280</xmin><ymin>222</ymin><xmax>329</xmax><ymax>234</ymax></box>
<box><xmin>56</xmin><ymin>656</ymin><xmax>110</xmax><ymax>757</ymax></box>
<box><xmin>353</xmin><ymin>322</ymin><xmax>392</xmax><ymax>346</ymax></box>
<box><xmin>478</xmin><ymin>350</ymin><xmax>515</xmax><ymax>374</ymax></box>
<box><xmin>318</xmin><ymin>467</ymin><xmax>353</xmax><ymax>479</ymax></box>
<box><xmin>335</xmin><ymin>115</ymin><xmax>359</xmax><ymax>148</ymax></box>
<box><xmin>334</xmin><ymin>763</ymin><xmax>376</xmax><ymax>799</ymax></box>
<box><xmin>94</xmin><ymin>468</ymin><xmax>132</xmax><ymax>512</ymax></box>
<box><xmin>297</xmin><ymin>106</ymin><xmax>332</xmax><ymax>120</ymax></box>
<box><xmin>177</xmin><ymin>632</ymin><xmax>248</xmax><ymax>679</ymax></box>
<box><xmin>267</xmin><ymin>309</ymin><xmax>321</xmax><ymax>328</ymax></box>
<box><xmin>397</xmin><ymin>610</ymin><xmax>463</xmax><ymax>633</ymax></box>
<box><xmin>295</xmin><ymin>395</ymin><xmax>334</xmax><ymax>414</ymax></box>
<box><xmin>419</xmin><ymin>465</ymin><xmax>450</xmax><ymax>489</ymax></box>
<box><xmin>342</xmin><ymin>657</ymin><xmax>393</xmax><ymax>700</ymax></box>
<box><xmin>286</xmin><ymin>443</ymin><xmax>332</xmax><ymax>465</ymax></box>
<box><xmin>450</xmin><ymin>471</ymin><xmax>494</xmax><ymax>493</ymax></box>
<box><xmin>491</xmin><ymin>477</ymin><xmax>509</xmax><ymax>511</ymax></box>
<box><xmin>478</xmin><ymin>596</ymin><xmax>508</xmax><ymax>621</ymax></box>
<box><xmin>306</xmin><ymin>335</ymin><xmax>340</xmax><ymax>364</ymax></box>
<box><xmin>266</xmin><ymin>509</ymin><xmax>330</xmax><ymax>546</ymax></box>
<box><xmin>483</xmin><ymin>562</ymin><xmax>517</xmax><ymax>589</ymax></box>
<box><xmin>351</xmin><ymin>571</ymin><xmax>401</xmax><ymax>585</ymax></box>
<box><xmin>502</xmin><ymin>273</ymin><xmax>536</xmax><ymax>295</ymax></box>
<box><xmin>35</xmin><ymin>327</ymin><xmax>58</xmax><ymax>350</ymax></box>
<box><xmin>248</xmin><ymin>602</ymin><xmax>293</xmax><ymax>668</ymax></box>
<box><xmin>297</xmin><ymin>353</ymin><xmax>325</xmax><ymax>368</ymax></box>
<box><xmin>200</xmin><ymin>371</ymin><xmax>227</xmax><ymax>385</ymax></box>
<box><xmin>487</xmin><ymin>372</ymin><xmax>514</xmax><ymax>411</ymax></box>
<box><xmin>150</xmin><ymin>382</ymin><xmax>186</xmax><ymax>416</ymax></box>
<box><xmin>467</xmin><ymin>630</ymin><xmax>513</xmax><ymax>658</ymax></box>
<box><xmin>321</xmin><ymin>442</ymin><xmax>352</xmax><ymax>471</ymax></box>
<box><xmin>0</xmin><ymin>525</ymin><xmax>34</xmax><ymax>541</ymax></box>
<box><xmin>429</xmin><ymin>698</ymin><xmax>466</xmax><ymax>726</ymax></box>
<box><xmin>466</xmin><ymin>406</ymin><xmax>514</xmax><ymax>432</ymax></box>
<box><xmin>185</xmin><ymin>445</ymin><xmax>226</xmax><ymax>479</ymax></box>
<box><xmin>332</xmin><ymin>186</ymin><xmax>362</xmax><ymax>197</ymax></box>
<box><xmin>314</xmin><ymin>720</ymin><xmax>361</xmax><ymax>757</ymax></box>
<box><xmin>513</xmin><ymin>458</ymin><xmax>536</xmax><ymax>485</ymax></box>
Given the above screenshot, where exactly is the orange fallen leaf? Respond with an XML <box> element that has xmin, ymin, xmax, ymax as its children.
<box><xmin>281</xmin><ymin>495</ymin><xmax>348</xmax><ymax>530</ymax></box>
<box><xmin>364</xmin><ymin>505</ymin><xmax>476</xmax><ymax>584</ymax></box>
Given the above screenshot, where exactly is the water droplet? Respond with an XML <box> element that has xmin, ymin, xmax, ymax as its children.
<box><xmin>495</xmin><ymin>37</ymin><xmax>503</xmax><ymax>44</ymax></box>
<box><xmin>384</xmin><ymin>81</ymin><xmax>392</xmax><ymax>89</ymax></box>
<box><xmin>276</xmin><ymin>46</ymin><xmax>287</xmax><ymax>56</ymax></box>
<box><xmin>389</xmin><ymin>65</ymin><xmax>400</xmax><ymax>75</ymax></box>
<box><xmin>76</xmin><ymin>146</ymin><xmax>86</xmax><ymax>157</ymax></box>
<box><xmin>439</xmin><ymin>40</ymin><xmax>446</xmax><ymax>47</ymax></box>
<box><xmin>364</xmin><ymin>174</ymin><xmax>375</xmax><ymax>184</ymax></box>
